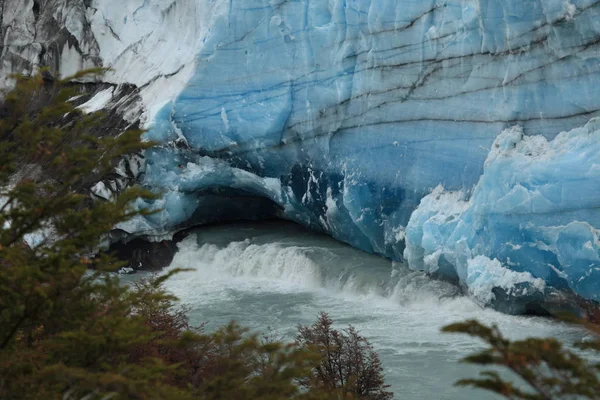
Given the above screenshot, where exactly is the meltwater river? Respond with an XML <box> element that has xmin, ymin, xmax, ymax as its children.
<box><xmin>159</xmin><ymin>221</ymin><xmax>585</xmax><ymax>399</ymax></box>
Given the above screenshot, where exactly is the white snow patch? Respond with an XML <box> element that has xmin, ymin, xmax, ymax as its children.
<box><xmin>78</xmin><ymin>87</ymin><xmax>115</xmax><ymax>113</ymax></box>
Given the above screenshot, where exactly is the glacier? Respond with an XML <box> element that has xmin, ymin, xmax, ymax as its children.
<box><xmin>3</xmin><ymin>0</ymin><xmax>600</xmax><ymax>308</ymax></box>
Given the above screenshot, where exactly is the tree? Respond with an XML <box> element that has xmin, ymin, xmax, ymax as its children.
<box><xmin>442</xmin><ymin>319</ymin><xmax>600</xmax><ymax>399</ymax></box>
<box><xmin>0</xmin><ymin>70</ymin><xmax>186</xmax><ymax>399</ymax></box>
<box><xmin>295</xmin><ymin>312</ymin><xmax>393</xmax><ymax>400</ymax></box>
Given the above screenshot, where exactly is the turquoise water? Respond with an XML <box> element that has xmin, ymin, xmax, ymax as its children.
<box><xmin>161</xmin><ymin>221</ymin><xmax>584</xmax><ymax>399</ymax></box>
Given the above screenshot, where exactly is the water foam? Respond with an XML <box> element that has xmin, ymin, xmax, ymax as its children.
<box><xmin>166</xmin><ymin>233</ymin><xmax>460</xmax><ymax>305</ymax></box>
<box><xmin>168</xmin><ymin>236</ymin><xmax>323</xmax><ymax>289</ymax></box>
<box><xmin>161</xmin><ymin>223</ymin><xmax>585</xmax><ymax>399</ymax></box>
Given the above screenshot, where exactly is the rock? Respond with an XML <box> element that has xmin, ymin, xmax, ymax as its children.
<box><xmin>107</xmin><ymin>236</ymin><xmax>181</xmax><ymax>272</ymax></box>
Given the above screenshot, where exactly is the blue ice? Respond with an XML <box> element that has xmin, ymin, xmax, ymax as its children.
<box><xmin>126</xmin><ymin>0</ymin><xmax>600</xmax><ymax>304</ymax></box>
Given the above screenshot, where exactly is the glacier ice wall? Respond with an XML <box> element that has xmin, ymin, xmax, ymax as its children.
<box><xmin>140</xmin><ymin>0</ymin><xmax>600</xmax><ymax>303</ymax></box>
<box><xmin>3</xmin><ymin>0</ymin><xmax>600</xmax><ymax>305</ymax></box>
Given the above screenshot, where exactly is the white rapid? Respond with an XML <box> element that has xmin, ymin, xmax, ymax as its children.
<box><xmin>162</xmin><ymin>221</ymin><xmax>585</xmax><ymax>399</ymax></box>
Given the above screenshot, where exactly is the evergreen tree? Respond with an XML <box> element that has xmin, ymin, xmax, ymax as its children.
<box><xmin>0</xmin><ymin>70</ymin><xmax>182</xmax><ymax>399</ymax></box>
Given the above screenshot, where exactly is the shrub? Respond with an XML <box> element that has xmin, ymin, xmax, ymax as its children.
<box><xmin>295</xmin><ymin>312</ymin><xmax>393</xmax><ymax>400</ymax></box>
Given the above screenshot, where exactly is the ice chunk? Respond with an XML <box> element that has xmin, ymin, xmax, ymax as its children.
<box><xmin>466</xmin><ymin>256</ymin><xmax>546</xmax><ymax>306</ymax></box>
<box><xmin>405</xmin><ymin>119</ymin><xmax>600</xmax><ymax>302</ymax></box>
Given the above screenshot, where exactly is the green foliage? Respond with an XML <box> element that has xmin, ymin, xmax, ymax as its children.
<box><xmin>295</xmin><ymin>312</ymin><xmax>393</xmax><ymax>400</ymax></box>
<box><xmin>0</xmin><ymin>72</ymin><xmax>393</xmax><ymax>400</ymax></box>
<box><xmin>0</xmin><ymin>70</ymin><xmax>176</xmax><ymax>399</ymax></box>
<box><xmin>443</xmin><ymin>319</ymin><xmax>600</xmax><ymax>400</ymax></box>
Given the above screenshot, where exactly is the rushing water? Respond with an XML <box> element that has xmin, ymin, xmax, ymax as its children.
<box><xmin>160</xmin><ymin>221</ymin><xmax>585</xmax><ymax>399</ymax></box>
